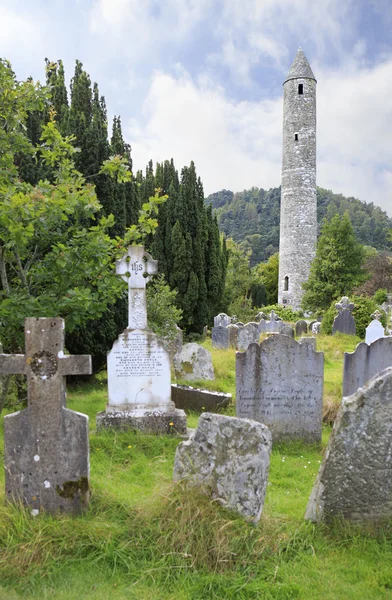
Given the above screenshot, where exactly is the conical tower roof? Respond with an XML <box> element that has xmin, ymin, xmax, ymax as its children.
<box><xmin>284</xmin><ymin>48</ymin><xmax>316</xmax><ymax>84</ymax></box>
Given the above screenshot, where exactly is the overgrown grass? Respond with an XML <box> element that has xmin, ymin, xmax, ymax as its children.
<box><xmin>1</xmin><ymin>333</ymin><xmax>391</xmax><ymax>599</ymax></box>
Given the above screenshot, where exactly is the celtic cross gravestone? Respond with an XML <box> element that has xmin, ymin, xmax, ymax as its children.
<box><xmin>1</xmin><ymin>317</ymin><xmax>91</xmax><ymax>515</ymax></box>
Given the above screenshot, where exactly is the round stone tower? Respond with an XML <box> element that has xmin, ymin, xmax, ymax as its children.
<box><xmin>278</xmin><ymin>48</ymin><xmax>317</xmax><ymax>311</ymax></box>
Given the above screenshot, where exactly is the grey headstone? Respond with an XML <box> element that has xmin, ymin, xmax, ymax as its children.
<box><xmin>171</xmin><ymin>385</ymin><xmax>231</xmax><ymax>412</ymax></box>
<box><xmin>237</xmin><ymin>322</ymin><xmax>259</xmax><ymax>351</ymax></box>
<box><xmin>258</xmin><ymin>320</ymin><xmax>267</xmax><ymax>334</ymax></box>
<box><xmin>227</xmin><ymin>323</ymin><xmax>239</xmax><ymax>348</ymax></box>
<box><xmin>213</xmin><ymin>313</ymin><xmax>231</xmax><ymax>328</ymax></box>
<box><xmin>236</xmin><ymin>335</ymin><xmax>324</xmax><ymax>443</ymax></box>
<box><xmin>306</xmin><ymin>367</ymin><xmax>392</xmax><ymax>523</ymax></box>
<box><xmin>236</xmin><ymin>322</ymin><xmax>245</xmax><ymax>327</ymax></box>
<box><xmin>281</xmin><ymin>325</ymin><xmax>295</xmax><ymax>338</ymax></box>
<box><xmin>308</xmin><ymin>320</ymin><xmax>317</xmax><ymax>331</ymax></box>
<box><xmin>343</xmin><ymin>336</ymin><xmax>392</xmax><ymax>397</ymax></box>
<box><xmin>332</xmin><ymin>296</ymin><xmax>356</xmax><ymax>336</ymax></box>
<box><xmin>2</xmin><ymin>318</ymin><xmax>91</xmax><ymax>515</ymax></box>
<box><xmin>295</xmin><ymin>320</ymin><xmax>308</xmax><ymax>336</ymax></box>
<box><xmin>173</xmin><ymin>413</ymin><xmax>271</xmax><ymax>523</ymax></box>
<box><xmin>298</xmin><ymin>336</ymin><xmax>317</xmax><ymax>351</ymax></box>
<box><xmin>211</xmin><ymin>326</ymin><xmax>230</xmax><ymax>349</ymax></box>
<box><xmin>265</xmin><ymin>318</ymin><xmax>284</xmax><ymax>334</ymax></box>
<box><xmin>164</xmin><ymin>325</ymin><xmax>183</xmax><ymax>359</ymax></box>
<box><xmin>174</xmin><ymin>343</ymin><xmax>215</xmax><ymax>381</ymax></box>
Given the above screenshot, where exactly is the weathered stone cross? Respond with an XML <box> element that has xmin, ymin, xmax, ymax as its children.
<box><xmin>0</xmin><ymin>317</ymin><xmax>91</xmax><ymax>514</ymax></box>
<box><xmin>116</xmin><ymin>245</ymin><xmax>158</xmax><ymax>330</ymax></box>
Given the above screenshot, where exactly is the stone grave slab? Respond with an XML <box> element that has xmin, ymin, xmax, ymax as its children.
<box><xmin>236</xmin><ymin>335</ymin><xmax>324</xmax><ymax>443</ymax></box>
<box><xmin>295</xmin><ymin>320</ymin><xmax>308</xmax><ymax>336</ymax></box>
<box><xmin>227</xmin><ymin>324</ymin><xmax>239</xmax><ymax>348</ymax></box>
<box><xmin>237</xmin><ymin>322</ymin><xmax>259</xmax><ymax>351</ymax></box>
<box><xmin>332</xmin><ymin>296</ymin><xmax>356</xmax><ymax>336</ymax></box>
<box><xmin>171</xmin><ymin>384</ymin><xmax>231</xmax><ymax>412</ymax></box>
<box><xmin>365</xmin><ymin>311</ymin><xmax>385</xmax><ymax>345</ymax></box>
<box><xmin>174</xmin><ymin>343</ymin><xmax>215</xmax><ymax>381</ymax></box>
<box><xmin>306</xmin><ymin>367</ymin><xmax>392</xmax><ymax>523</ymax></box>
<box><xmin>173</xmin><ymin>413</ymin><xmax>271</xmax><ymax>523</ymax></box>
<box><xmin>2</xmin><ymin>318</ymin><xmax>91</xmax><ymax>515</ymax></box>
<box><xmin>214</xmin><ymin>313</ymin><xmax>231</xmax><ymax>328</ymax></box>
<box><xmin>281</xmin><ymin>325</ymin><xmax>295</xmax><ymax>338</ymax></box>
<box><xmin>343</xmin><ymin>336</ymin><xmax>392</xmax><ymax>397</ymax></box>
<box><xmin>212</xmin><ymin>326</ymin><xmax>229</xmax><ymax>349</ymax></box>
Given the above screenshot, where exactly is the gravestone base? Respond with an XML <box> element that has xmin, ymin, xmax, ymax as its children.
<box><xmin>96</xmin><ymin>407</ymin><xmax>187</xmax><ymax>435</ymax></box>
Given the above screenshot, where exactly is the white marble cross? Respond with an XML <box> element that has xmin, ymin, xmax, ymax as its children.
<box><xmin>116</xmin><ymin>245</ymin><xmax>158</xmax><ymax>330</ymax></box>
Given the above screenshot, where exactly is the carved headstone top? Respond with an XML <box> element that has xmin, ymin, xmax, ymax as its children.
<box><xmin>255</xmin><ymin>312</ymin><xmax>268</xmax><ymax>322</ymax></box>
<box><xmin>116</xmin><ymin>245</ymin><xmax>158</xmax><ymax>330</ymax></box>
<box><xmin>372</xmin><ymin>310</ymin><xmax>383</xmax><ymax>321</ymax></box>
<box><xmin>335</xmin><ymin>296</ymin><xmax>354</xmax><ymax>312</ymax></box>
<box><xmin>269</xmin><ymin>310</ymin><xmax>282</xmax><ymax>321</ymax></box>
<box><xmin>1</xmin><ymin>318</ymin><xmax>91</xmax><ymax>514</ymax></box>
<box><xmin>213</xmin><ymin>313</ymin><xmax>231</xmax><ymax>328</ymax></box>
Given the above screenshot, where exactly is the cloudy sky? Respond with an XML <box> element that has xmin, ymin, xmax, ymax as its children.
<box><xmin>1</xmin><ymin>0</ymin><xmax>392</xmax><ymax>214</ymax></box>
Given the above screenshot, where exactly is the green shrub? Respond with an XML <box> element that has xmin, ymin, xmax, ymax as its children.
<box><xmin>374</xmin><ymin>288</ymin><xmax>388</xmax><ymax>304</ymax></box>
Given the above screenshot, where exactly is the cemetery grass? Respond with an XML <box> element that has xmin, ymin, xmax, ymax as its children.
<box><xmin>1</xmin><ymin>336</ymin><xmax>391</xmax><ymax>598</ymax></box>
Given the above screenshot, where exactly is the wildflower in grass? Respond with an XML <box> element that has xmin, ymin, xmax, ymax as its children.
<box><xmin>169</xmin><ymin>422</ymin><xmax>174</xmax><ymax>426</ymax></box>
<box><xmin>304</xmin><ymin>465</ymin><xmax>307</xmax><ymax>468</ymax></box>
<box><xmin>128</xmin><ymin>445</ymin><xmax>132</xmax><ymax>448</ymax></box>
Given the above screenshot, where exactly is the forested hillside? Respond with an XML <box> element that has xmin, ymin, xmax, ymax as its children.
<box><xmin>206</xmin><ymin>187</ymin><xmax>392</xmax><ymax>266</ymax></box>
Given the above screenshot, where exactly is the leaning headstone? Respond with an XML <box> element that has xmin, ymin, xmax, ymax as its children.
<box><xmin>306</xmin><ymin>367</ymin><xmax>392</xmax><ymax>523</ymax></box>
<box><xmin>211</xmin><ymin>326</ymin><xmax>230</xmax><ymax>349</ymax></box>
<box><xmin>174</xmin><ymin>343</ymin><xmax>215</xmax><ymax>381</ymax></box>
<box><xmin>236</xmin><ymin>335</ymin><xmax>324</xmax><ymax>443</ymax></box>
<box><xmin>332</xmin><ymin>296</ymin><xmax>356</xmax><ymax>336</ymax></box>
<box><xmin>365</xmin><ymin>310</ymin><xmax>385</xmax><ymax>345</ymax></box>
<box><xmin>343</xmin><ymin>336</ymin><xmax>392</xmax><ymax>397</ymax></box>
<box><xmin>298</xmin><ymin>337</ymin><xmax>317</xmax><ymax>351</ymax></box>
<box><xmin>214</xmin><ymin>313</ymin><xmax>231</xmax><ymax>328</ymax></box>
<box><xmin>281</xmin><ymin>325</ymin><xmax>295</xmax><ymax>338</ymax></box>
<box><xmin>227</xmin><ymin>323</ymin><xmax>239</xmax><ymax>348</ymax></box>
<box><xmin>295</xmin><ymin>320</ymin><xmax>308</xmax><ymax>336</ymax></box>
<box><xmin>173</xmin><ymin>413</ymin><xmax>271</xmax><ymax>523</ymax></box>
<box><xmin>312</xmin><ymin>321</ymin><xmax>321</xmax><ymax>335</ymax></box>
<box><xmin>1</xmin><ymin>318</ymin><xmax>91</xmax><ymax>515</ymax></box>
<box><xmin>171</xmin><ymin>385</ymin><xmax>231</xmax><ymax>412</ymax></box>
<box><xmin>97</xmin><ymin>245</ymin><xmax>187</xmax><ymax>435</ymax></box>
<box><xmin>237</xmin><ymin>322</ymin><xmax>259</xmax><ymax>351</ymax></box>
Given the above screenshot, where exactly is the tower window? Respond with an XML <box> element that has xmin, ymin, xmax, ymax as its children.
<box><xmin>298</xmin><ymin>83</ymin><xmax>303</xmax><ymax>95</ymax></box>
<box><xmin>284</xmin><ymin>276</ymin><xmax>289</xmax><ymax>291</ymax></box>
<box><xmin>294</xmin><ymin>133</ymin><xmax>298</xmax><ymax>141</ymax></box>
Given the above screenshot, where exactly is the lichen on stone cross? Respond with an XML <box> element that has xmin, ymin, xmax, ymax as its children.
<box><xmin>116</xmin><ymin>245</ymin><xmax>158</xmax><ymax>330</ymax></box>
<box><xmin>370</xmin><ymin>310</ymin><xmax>382</xmax><ymax>321</ymax></box>
<box><xmin>335</xmin><ymin>297</ymin><xmax>354</xmax><ymax>312</ymax></box>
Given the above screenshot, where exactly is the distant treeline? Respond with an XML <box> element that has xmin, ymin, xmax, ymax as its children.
<box><xmin>205</xmin><ymin>187</ymin><xmax>392</xmax><ymax>266</ymax></box>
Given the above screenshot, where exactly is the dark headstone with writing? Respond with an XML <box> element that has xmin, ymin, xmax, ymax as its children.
<box><xmin>212</xmin><ymin>326</ymin><xmax>230</xmax><ymax>349</ymax></box>
<box><xmin>295</xmin><ymin>320</ymin><xmax>308</xmax><ymax>336</ymax></box>
<box><xmin>332</xmin><ymin>296</ymin><xmax>356</xmax><ymax>336</ymax></box>
<box><xmin>1</xmin><ymin>318</ymin><xmax>91</xmax><ymax>515</ymax></box>
<box><xmin>236</xmin><ymin>335</ymin><xmax>324</xmax><ymax>443</ymax></box>
<box><xmin>97</xmin><ymin>245</ymin><xmax>187</xmax><ymax>434</ymax></box>
<box><xmin>343</xmin><ymin>336</ymin><xmax>392</xmax><ymax>397</ymax></box>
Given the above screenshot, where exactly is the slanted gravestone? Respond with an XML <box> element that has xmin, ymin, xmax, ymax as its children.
<box><xmin>174</xmin><ymin>343</ymin><xmax>215</xmax><ymax>381</ymax></box>
<box><xmin>343</xmin><ymin>336</ymin><xmax>392</xmax><ymax>397</ymax></box>
<box><xmin>237</xmin><ymin>322</ymin><xmax>259</xmax><ymax>351</ymax></box>
<box><xmin>1</xmin><ymin>318</ymin><xmax>91</xmax><ymax>515</ymax></box>
<box><xmin>227</xmin><ymin>323</ymin><xmax>239</xmax><ymax>348</ymax></box>
<box><xmin>281</xmin><ymin>325</ymin><xmax>295</xmax><ymax>338</ymax></box>
<box><xmin>171</xmin><ymin>385</ymin><xmax>231</xmax><ymax>412</ymax></box>
<box><xmin>295</xmin><ymin>320</ymin><xmax>308</xmax><ymax>336</ymax></box>
<box><xmin>211</xmin><ymin>326</ymin><xmax>230</xmax><ymax>349</ymax></box>
<box><xmin>365</xmin><ymin>310</ymin><xmax>385</xmax><ymax>345</ymax></box>
<box><xmin>332</xmin><ymin>296</ymin><xmax>356</xmax><ymax>336</ymax></box>
<box><xmin>306</xmin><ymin>367</ymin><xmax>392</xmax><ymax>523</ymax></box>
<box><xmin>214</xmin><ymin>313</ymin><xmax>231</xmax><ymax>328</ymax></box>
<box><xmin>173</xmin><ymin>413</ymin><xmax>271</xmax><ymax>523</ymax></box>
<box><xmin>236</xmin><ymin>335</ymin><xmax>324</xmax><ymax>443</ymax></box>
<box><xmin>97</xmin><ymin>245</ymin><xmax>186</xmax><ymax>435</ymax></box>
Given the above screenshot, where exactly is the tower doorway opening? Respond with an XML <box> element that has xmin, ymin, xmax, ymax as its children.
<box><xmin>284</xmin><ymin>276</ymin><xmax>289</xmax><ymax>291</ymax></box>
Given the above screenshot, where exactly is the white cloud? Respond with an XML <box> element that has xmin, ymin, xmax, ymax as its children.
<box><xmin>128</xmin><ymin>60</ymin><xmax>392</xmax><ymax>215</ymax></box>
